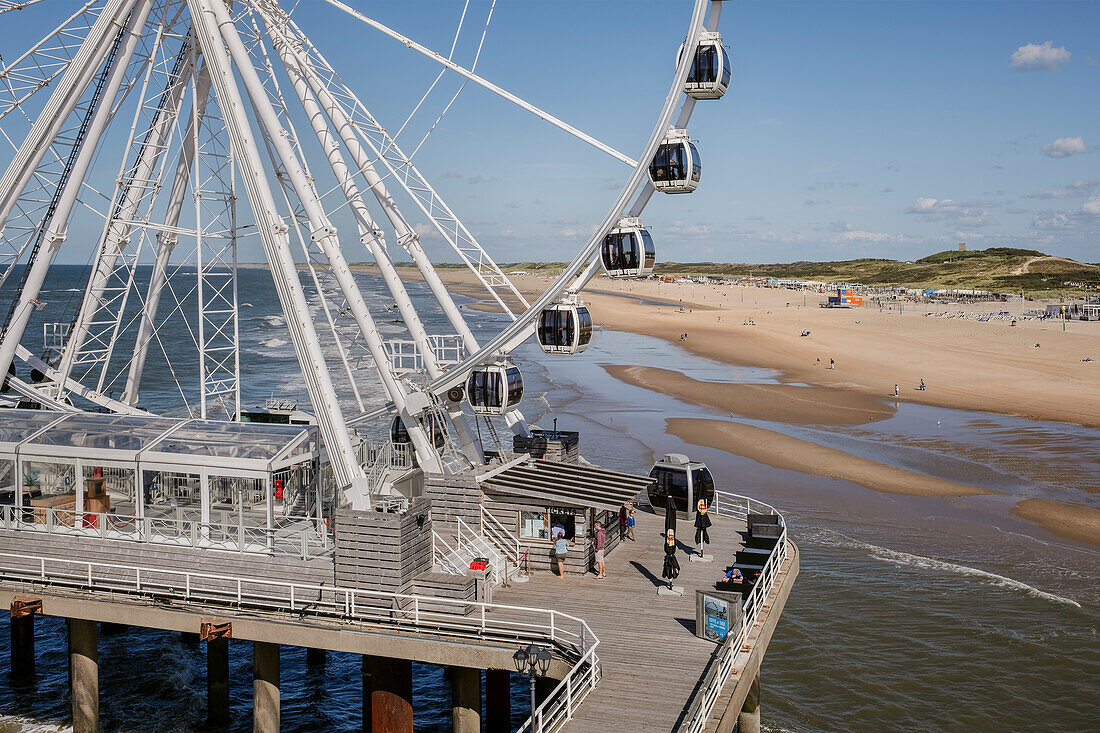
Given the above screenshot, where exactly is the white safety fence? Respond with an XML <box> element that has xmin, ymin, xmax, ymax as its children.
<box><xmin>678</xmin><ymin>490</ymin><xmax>791</xmax><ymax>733</ymax></box>
<box><xmin>0</xmin><ymin>550</ymin><xmax>596</xmax><ymax>657</ymax></box>
<box><xmin>0</xmin><ymin>504</ymin><xmax>333</xmax><ymax>560</ymax></box>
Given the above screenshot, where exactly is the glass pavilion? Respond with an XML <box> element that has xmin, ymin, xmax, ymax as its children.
<box><xmin>0</xmin><ymin>409</ymin><xmax>327</xmax><ymax>557</ymax></box>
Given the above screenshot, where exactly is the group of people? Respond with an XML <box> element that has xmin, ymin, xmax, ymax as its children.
<box><xmin>552</xmin><ymin>503</ymin><xmax>636</xmax><ymax>579</ymax></box>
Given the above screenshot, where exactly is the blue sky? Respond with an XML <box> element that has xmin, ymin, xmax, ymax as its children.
<box><xmin>3</xmin><ymin>1</ymin><xmax>1099</xmax><ymax>265</ymax></box>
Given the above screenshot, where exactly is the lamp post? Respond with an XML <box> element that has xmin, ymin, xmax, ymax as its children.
<box><xmin>513</xmin><ymin>643</ymin><xmax>553</xmax><ymax>731</ymax></box>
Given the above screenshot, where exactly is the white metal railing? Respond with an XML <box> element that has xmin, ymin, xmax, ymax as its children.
<box><xmin>0</xmin><ymin>504</ymin><xmax>332</xmax><ymax>560</ymax></box>
<box><xmin>432</xmin><ymin>530</ymin><xmax>465</xmax><ymax>575</ymax></box>
<box><xmin>481</xmin><ymin>504</ymin><xmax>521</xmax><ymax>564</ymax></box>
<box><xmin>455</xmin><ymin>516</ymin><xmax>506</xmax><ymax>587</ymax></box>
<box><xmin>677</xmin><ymin>490</ymin><xmax>791</xmax><ymax>733</ymax></box>
<box><xmin>0</xmin><ymin>549</ymin><xmax>596</xmax><ymax>663</ymax></box>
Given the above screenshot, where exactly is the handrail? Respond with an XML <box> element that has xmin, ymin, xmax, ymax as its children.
<box><xmin>0</xmin><ymin>549</ymin><xmax>596</xmax><ymax>655</ymax></box>
<box><xmin>0</xmin><ymin>504</ymin><xmax>332</xmax><ymax>560</ymax></box>
<box><xmin>677</xmin><ymin>490</ymin><xmax>790</xmax><ymax>733</ymax></box>
<box><xmin>481</xmin><ymin>504</ymin><xmax>521</xmax><ymax>564</ymax></box>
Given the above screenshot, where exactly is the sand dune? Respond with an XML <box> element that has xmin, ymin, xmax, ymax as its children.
<box><xmin>666</xmin><ymin>418</ymin><xmax>991</xmax><ymax>497</ymax></box>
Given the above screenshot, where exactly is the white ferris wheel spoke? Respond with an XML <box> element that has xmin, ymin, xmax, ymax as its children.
<box><xmin>319</xmin><ymin>0</ymin><xmax>636</xmax><ymax>168</ymax></box>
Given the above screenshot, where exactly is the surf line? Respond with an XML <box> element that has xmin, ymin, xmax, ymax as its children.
<box><xmin>819</xmin><ymin>528</ymin><xmax>1082</xmax><ymax>608</ymax></box>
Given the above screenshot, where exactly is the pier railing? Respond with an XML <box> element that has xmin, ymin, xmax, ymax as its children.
<box><xmin>0</xmin><ymin>549</ymin><xmax>596</xmax><ymax>662</ymax></box>
<box><xmin>678</xmin><ymin>490</ymin><xmax>790</xmax><ymax>733</ymax></box>
<box><xmin>0</xmin><ymin>504</ymin><xmax>333</xmax><ymax>560</ymax></box>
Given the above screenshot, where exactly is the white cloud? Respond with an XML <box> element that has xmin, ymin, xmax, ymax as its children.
<box><xmin>1041</xmin><ymin>136</ymin><xmax>1088</xmax><ymax>158</ymax></box>
<box><xmin>1010</xmin><ymin>41</ymin><xmax>1071</xmax><ymax>71</ymax></box>
<box><xmin>906</xmin><ymin>197</ymin><xmax>958</xmax><ymax>214</ymax></box>
<box><xmin>839</xmin><ymin>230</ymin><xmax>891</xmax><ymax>242</ymax></box>
<box><xmin>1083</xmin><ymin>196</ymin><xmax>1100</xmax><ymax>215</ymax></box>
<box><xmin>413</xmin><ymin>223</ymin><xmax>433</xmax><ymax>237</ymax></box>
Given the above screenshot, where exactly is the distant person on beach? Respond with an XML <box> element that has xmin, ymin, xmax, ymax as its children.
<box><xmin>829</xmin><ymin>358</ymin><xmax>835</xmax><ymax>369</ymax></box>
<box><xmin>594</xmin><ymin>523</ymin><xmax>607</xmax><ymax>579</ymax></box>
<box><xmin>919</xmin><ymin>379</ymin><xmax>926</xmax><ymax>391</ymax></box>
<box><xmin>555</xmin><ymin>534</ymin><xmax>569</xmax><ymax>578</ymax></box>
<box><xmin>895</xmin><ymin>384</ymin><xmax>899</xmax><ymax>396</ymax></box>
<box><xmin>626</xmin><ymin>507</ymin><xmax>636</xmax><ymax>541</ymax></box>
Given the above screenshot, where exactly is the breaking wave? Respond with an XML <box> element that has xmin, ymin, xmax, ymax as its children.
<box><xmin>817</xmin><ymin>529</ymin><xmax>1082</xmax><ymax>608</ymax></box>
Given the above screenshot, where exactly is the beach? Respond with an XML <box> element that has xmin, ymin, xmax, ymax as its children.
<box><xmin>434</xmin><ymin>268</ymin><xmax>1100</xmax><ymax>546</ymax></box>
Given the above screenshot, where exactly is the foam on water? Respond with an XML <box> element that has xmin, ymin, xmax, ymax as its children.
<box><xmin>259</xmin><ymin>337</ymin><xmax>288</xmax><ymax>349</ymax></box>
<box><xmin>816</xmin><ymin>528</ymin><xmax>1082</xmax><ymax>608</ymax></box>
<box><xmin>0</xmin><ymin>716</ymin><xmax>69</xmax><ymax>733</ymax></box>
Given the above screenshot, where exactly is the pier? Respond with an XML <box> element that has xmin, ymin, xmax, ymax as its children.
<box><xmin>0</xmin><ymin>477</ymin><xmax>796</xmax><ymax>732</ymax></box>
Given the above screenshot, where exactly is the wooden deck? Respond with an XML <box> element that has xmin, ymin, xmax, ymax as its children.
<box><xmin>495</xmin><ymin>508</ymin><xmax>748</xmax><ymax>733</ymax></box>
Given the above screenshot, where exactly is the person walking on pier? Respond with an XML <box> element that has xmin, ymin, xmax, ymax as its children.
<box><xmin>594</xmin><ymin>523</ymin><xmax>607</xmax><ymax>578</ymax></box>
<box><xmin>618</xmin><ymin>504</ymin><xmax>628</xmax><ymax>541</ymax></box>
<box><xmin>555</xmin><ymin>534</ymin><xmax>569</xmax><ymax>578</ymax></box>
<box><xmin>626</xmin><ymin>506</ymin><xmax>636</xmax><ymax>541</ymax></box>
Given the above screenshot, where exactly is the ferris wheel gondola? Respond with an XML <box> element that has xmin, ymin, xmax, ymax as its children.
<box><xmin>466</xmin><ymin>362</ymin><xmax>523</xmax><ymax>416</ymax></box>
<box><xmin>537</xmin><ymin>299</ymin><xmax>593</xmax><ymax>355</ymax></box>
<box><xmin>602</xmin><ymin>217</ymin><xmax>656</xmax><ymax>278</ymax></box>
<box><xmin>390</xmin><ymin>412</ymin><xmax>447</xmax><ymax>450</ymax></box>
<box><xmin>649</xmin><ymin>128</ymin><xmax>701</xmax><ymax>194</ymax></box>
<box><xmin>680</xmin><ymin>31</ymin><xmax>731</xmax><ymax>100</ymax></box>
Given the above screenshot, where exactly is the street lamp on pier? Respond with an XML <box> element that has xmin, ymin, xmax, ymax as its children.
<box><xmin>513</xmin><ymin>643</ymin><xmax>553</xmax><ymax>731</ymax></box>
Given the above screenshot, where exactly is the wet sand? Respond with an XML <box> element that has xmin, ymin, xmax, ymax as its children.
<box><xmin>1011</xmin><ymin>498</ymin><xmax>1100</xmax><ymax>546</ymax></box>
<box><xmin>604</xmin><ymin>364</ymin><xmax>895</xmax><ymax>425</ymax></box>
<box><xmin>666</xmin><ymin>418</ymin><xmax>991</xmax><ymax>497</ymax></box>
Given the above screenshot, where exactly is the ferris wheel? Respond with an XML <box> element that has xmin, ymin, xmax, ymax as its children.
<box><xmin>0</xmin><ymin>0</ymin><xmax>732</xmax><ymax>510</ymax></box>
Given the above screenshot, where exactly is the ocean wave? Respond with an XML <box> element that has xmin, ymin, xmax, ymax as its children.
<box><xmin>0</xmin><ymin>714</ymin><xmax>69</xmax><ymax>732</ymax></box>
<box><xmin>817</xmin><ymin>529</ymin><xmax>1082</xmax><ymax>608</ymax></box>
<box><xmin>262</xmin><ymin>315</ymin><xmax>284</xmax><ymax>327</ymax></box>
<box><xmin>259</xmin><ymin>337</ymin><xmax>288</xmax><ymax>349</ymax></box>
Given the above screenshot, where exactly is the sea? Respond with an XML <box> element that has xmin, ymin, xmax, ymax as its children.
<box><xmin>1</xmin><ymin>266</ymin><xmax>1098</xmax><ymax>731</ymax></box>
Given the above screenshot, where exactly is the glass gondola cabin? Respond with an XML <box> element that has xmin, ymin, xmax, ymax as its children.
<box><xmin>647</xmin><ymin>453</ymin><xmax>715</xmax><ymax>518</ymax></box>
<box><xmin>649</xmin><ymin>128</ymin><xmax>701</xmax><ymax>194</ymax></box>
<box><xmin>390</xmin><ymin>413</ymin><xmax>446</xmax><ymax>449</ymax></box>
<box><xmin>680</xmin><ymin>31</ymin><xmax>731</xmax><ymax>100</ymax></box>
<box><xmin>466</xmin><ymin>364</ymin><xmax>523</xmax><ymax>416</ymax></box>
<box><xmin>602</xmin><ymin>217</ymin><xmax>655</xmax><ymax>278</ymax></box>
<box><xmin>537</xmin><ymin>302</ymin><xmax>593</xmax><ymax>355</ymax></box>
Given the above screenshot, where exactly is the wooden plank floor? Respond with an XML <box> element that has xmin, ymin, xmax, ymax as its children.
<box><xmin>495</xmin><ymin>508</ymin><xmax>746</xmax><ymax>733</ymax></box>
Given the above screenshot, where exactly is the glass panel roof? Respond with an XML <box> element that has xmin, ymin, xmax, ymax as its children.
<box><xmin>32</xmin><ymin>413</ymin><xmax>181</xmax><ymax>452</ymax></box>
<box><xmin>149</xmin><ymin>419</ymin><xmax>309</xmax><ymax>460</ymax></box>
<box><xmin>0</xmin><ymin>410</ymin><xmax>65</xmax><ymax>445</ymax></box>
<box><xmin>2</xmin><ymin>409</ymin><xmax>315</xmax><ymax>464</ymax></box>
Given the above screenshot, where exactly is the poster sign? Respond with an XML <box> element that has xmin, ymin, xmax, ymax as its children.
<box><xmin>702</xmin><ymin>593</ymin><xmax>729</xmax><ymax>642</ymax></box>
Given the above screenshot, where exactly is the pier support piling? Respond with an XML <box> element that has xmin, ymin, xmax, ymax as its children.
<box><xmin>485</xmin><ymin>669</ymin><xmax>511</xmax><ymax>732</ymax></box>
<box><xmin>361</xmin><ymin>656</ymin><xmax>371</xmax><ymax>732</ymax></box>
<box><xmin>207</xmin><ymin>637</ymin><xmax>230</xmax><ymax>726</ymax></box>
<box><xmin>366</xmin><ymin>656</ymin><xmax>413</xmax><ymax>733</ymax></box>
<box><xmin>10</xmin><ymin>614</ymin><xmax>35</xmax><ymax>679</ymax></box>
<box><xmin>252</xmin><ymin>641</ymin><xmax>280</xmax><ymax>733</ymax></box>
<box><xmin>536</xmin><ymin>675</ymin><xmax>558</xmax><ymax>706</ymax></box>
<box><xmin>306</xmin><ymin>647</ymin><xmax>326</xmax><ymax>670</ymax></box>
<box><xmin>450</xmin><ymin>666</ymin><xmax>481</xmax><ymax>733</ymax></box>
<box><xmin>69</xmin><ymin>618</ymin><xmax>99</xmax><ymax>733</ymax></box>
<box><xmin>738</xmin><ymin>673</ymin><xmax>761</xmax><ymax>733</ymax></box>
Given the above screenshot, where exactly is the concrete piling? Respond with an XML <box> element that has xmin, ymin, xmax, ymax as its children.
<box><xmin>9</xmin><ymin>614</ymin><xmax>35</xmax><ymax>680</ymax></box>
<box><xmin>738</xmin><ymin>673</ymin><xmax>761</xmax><ymax>733</ymax></box>
<box><xmin>69</xmin><ymin>619</ymin><xmax>99</xmax><ymax>733</ymax></box>
<box><xmin>252</xmin><ymin>641</ymin><xmax>280</xmax><ymax>733</ymax></box>
<box><xmin>207</xmin><ymin>637</ymin><xmax>230</xmax><ymax>726</ymax></box>
<box><xmin>366</xmin><ymin>656</ymin><xmax>413</xmax><ymax>733</ymax></box>
<box><xmin>450</xmin><ymin>666</ymin><xmax>481</xmax><ymax>733</ymax></box>
<box><xmin>485</xmin><ymin>669</ymin><xmax>511</xmax><ymax>731</ymax></box>
<box><xmin>306</xmin><ymin>646</ymin><xmax>326</xmax><ymax>669</ymax></box>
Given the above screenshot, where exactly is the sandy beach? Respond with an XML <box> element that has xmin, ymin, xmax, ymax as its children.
<box><xmin>433</xmin><ymin>268</ymin><xmax>1100</xmax><ymax>545</ymax></box>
